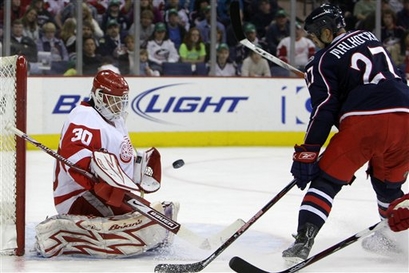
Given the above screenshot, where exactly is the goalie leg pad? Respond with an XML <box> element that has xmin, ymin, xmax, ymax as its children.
<box><xmin>35</xmin><ymin>202</ymin><xmax>180</xmax><ymax>258</ymax></box>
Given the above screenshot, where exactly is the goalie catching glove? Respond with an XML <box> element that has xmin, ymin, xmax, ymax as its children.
<box><xmin>133</xmin><ymin>147</ymin><xmax>161</xmax><ymax>193</ymax></box>
<box><xmin>291</xmin><ymin>144</ymin><xmax>321</xmax><ymax>190</ymax></box>
<box><xmin>387</xmin><ymin>194</ymin><xmax>409</xmax><ymax>232</ymax></box>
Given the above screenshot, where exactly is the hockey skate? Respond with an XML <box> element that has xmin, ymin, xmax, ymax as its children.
<box><xmin>282</xmin><ymin>223</ymin><xmax>319</xmax><ymax>264</ymax></box>
<box><xmin>159</xmin><ymin>201</ymin><xmax>180</xmax><ymax>247</ymax></box>
<box><xmin>361</xmin><ymin>227</ymin><xmax>403</xmax><ymax>256</ymax></box>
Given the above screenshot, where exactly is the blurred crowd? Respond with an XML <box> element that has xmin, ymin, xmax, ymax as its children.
<box><xmin>1</xmin><ymin>0</ymin><xmax>409</xmax><ymax>78</ymax></box>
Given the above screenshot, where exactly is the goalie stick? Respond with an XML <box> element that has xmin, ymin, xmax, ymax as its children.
<box><xmin>154</xmin><ymin>179</ymin><xmax>297</xmax><ymax>273</ymax></box>
<box><xmin>229</xmin><ymin>220</ymin><xmax>387</xmax><ymax>273</ymax></box>
<box><xmin>229</xmin><ymin>1</ymin><xmax>304</xmax><ymax>78</ymax></box>
<box><xmin>6</xmin><ymin>124</ymin><xmax>244</xmax><ymax>250</ymax></box>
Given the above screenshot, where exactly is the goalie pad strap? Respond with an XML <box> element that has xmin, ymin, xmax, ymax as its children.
<box><xmin>80</xmin><ymin>191</ymin><xmax>114</xmax><ymax>216</ymax></box>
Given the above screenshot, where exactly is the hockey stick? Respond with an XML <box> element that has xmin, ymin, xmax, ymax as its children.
<box><xmin>6</xmin><ymin>124</ymin><xmax>243</xmax><ymax>250</ymax></box>
<box><xmin>154</xmin><ymin>179</ymin><xmax>297</xmax><ymax>273</ymax></box>
<box><xmin>229</xmin><ymin>1</ymin><xmax>304</xmax><ymax>78</ymax></box>
<box><xmin>229</xmin><ymin>220</ymin><xmax>387</xmax><ymax>273</ymax></box>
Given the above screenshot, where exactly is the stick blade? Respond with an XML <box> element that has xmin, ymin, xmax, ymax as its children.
<box><xmin>229</xmin><ymin>1</ymin><xmax>245</xmax><ymax>42</ymax></box>
<box><xmin>229</xmin><ymin>256</ymin><xmax>269</xmax><ymax>273</ymax></box>
<box><xmin>154</xmin><ymin>262</ymin><xmax>204</xmax><ymax>273</ymax></box>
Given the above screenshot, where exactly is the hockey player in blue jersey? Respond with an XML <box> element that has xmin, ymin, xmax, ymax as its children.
<box><xmin>283</xmin><ymin>3</ymin><xmax>409</xmax><ymax>262</ymax></box>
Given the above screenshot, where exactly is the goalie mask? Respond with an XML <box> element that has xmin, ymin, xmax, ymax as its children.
<box><xmin>91</xmin><ymin>70</ymin><xmax>129</xmax><ymax>121</ymax></box>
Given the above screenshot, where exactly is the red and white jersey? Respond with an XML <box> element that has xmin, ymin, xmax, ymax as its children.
<box><xmin>53</xmin><ymin>102</ymin><xmax>135</xmax><ymax>214</ymax></box>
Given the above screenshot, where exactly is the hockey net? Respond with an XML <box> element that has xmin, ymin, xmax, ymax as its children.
<box><xmin>0</xmin><ymin>55</ymin><xmax>27</xmax><ymax>256</ymax></box>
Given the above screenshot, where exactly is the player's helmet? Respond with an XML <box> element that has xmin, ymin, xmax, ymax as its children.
<box><xmin>304</xmin><ymin>3</ymin><xmax>346</xmax><ymax>38</ymax></box>
<box><xmin>90</xmin><ymin>70</ymin><xmax>129</xmax><ymax>121</ymax></box>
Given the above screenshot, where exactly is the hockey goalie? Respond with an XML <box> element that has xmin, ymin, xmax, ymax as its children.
<box><xmin>35</xmin><ymin>70</ymin><xmax>179</xmax><ymax>258</ymax></box>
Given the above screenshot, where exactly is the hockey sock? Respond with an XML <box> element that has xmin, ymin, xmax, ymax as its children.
<box><xmin>298</xmin><ymin>177</ymin><xmax>343</xmax><ymax>232</ymax></box>
<box><xmin>370</xmin><ymin>177</ymin><xmax>404</xmax><ymax>219</ymax></box>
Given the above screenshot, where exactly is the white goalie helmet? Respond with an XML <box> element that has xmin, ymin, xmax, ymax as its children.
<box><xmin>90</xmin><ymin>70</ymin><xmax>130</xmax><ymax>121</ymax></box>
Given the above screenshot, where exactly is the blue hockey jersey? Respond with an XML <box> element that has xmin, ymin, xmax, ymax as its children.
<box><xmin>303</xmin><ymin>30</ymin><xmax>409</xmax><ymax>145</ymax></box>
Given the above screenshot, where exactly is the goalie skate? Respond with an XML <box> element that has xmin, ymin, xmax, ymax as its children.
<box><xmin>157</xmin><ymin>201</ymin><xmax>180</xmax><ymax>247</ymax></box>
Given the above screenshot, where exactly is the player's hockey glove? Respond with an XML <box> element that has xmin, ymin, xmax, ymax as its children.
<box><xmin>291</xmin><ymin>144</ymin><xmax>321</xmax><ymax>190</ymax></box>
<box><xmin>386</xmin><ymin>194</ymin><xmax>409</xmax><ymax>232</ymax></box>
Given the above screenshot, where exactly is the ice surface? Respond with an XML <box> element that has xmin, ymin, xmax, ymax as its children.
<box><xmin>1</xmin><ymin>147</ymin><xmax>408</xmax><ymax>272</ymax></box>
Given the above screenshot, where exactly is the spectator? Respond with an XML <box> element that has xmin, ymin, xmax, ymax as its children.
<box><xmin>37</xmin><ymin>22</ymin><xmax>69</xmax><ymax>62</ymax></box>
<box><xmin>128</xmin><ymin>9</ymin><xmax>155</xmax><ymax>48</ymax></box>
<box><xmin>397</xmin><ymin>0</ymin><xmax>409</xmax><ymax>29</ymax></box>
<box><xmin>213</xmin><ymin>43</ymin><xmax>237</xmax><ymax>76</ymax></box>
<box><xmin>205</xmin><ymin>27</ymin><xmax>224</xmax><ymax>62</ymax></box>
<box><xmin>231</xmin><ymin>22</ymin><xmax>267</xmax><ymax>68</ymax></box>
<box><xmin>165</xmin><ymin>8</ymin><xmax>187</xmax><ymax>50</ymax></box>
<box><xmin>21</xmin><ymin>7</ymin><xmax>40</xmax><ymax>42</ymax></box>
<box><xmin>62</xmin><ymin>60</ymin><xmax>76</xmax><ymax>76</ymax></box>
<box><xmin>387</xmin><ymin>30</ymin><xmax>409</xmax><ymax>77</ymax></box>
<box><xmin>117</xmin><ymin>34</ymin><xmax>161</xmax><ymax>76</ymax></box>
<box><xmin>117</xmin><ymin>34</ymin><xmax>136</xmax><ymax>75</ymax></box>
<box><xmin>179</xmin><ymin>27</ymin><xmax>206</xmax><ymax>64</ymax></box>
<box><xmin>245</xmin><ymin>0</ymin><xmax>279</xmax><ymax>22</ymax></box>
<box><xmin>265</xmin><ymin>9</ymin><xmax>290</xmax><ymax>56</ymax></box>
<box><xmin>54</xmin><ymin>1</ymin><xmax>98</xmax><ymax>30</ymax></box>
<box><xmin>44</xmin><ymin>0</ymin><xmax>68</xmax><ymax>17</ymax></box>
<box><xmin>60</xmin><ymin>18</ymin><xmax>97</xmax><ymax>60</ymax></box>
<box><xmin>250</xmin><ymin>0</ymin><xmax>279</xmax><ymax>39</ymax></box>
<box><xmin>388</xmin><ymin>0</ymin><xmax>404</xmax><ymax>14</ymax></box>
<box><xmin>217</xmin><ymin>0</ymin><xmax>244</xmax><ymax>27</ymax></box>
<box><xmin>10</xmin><ymin>19</ymin><xmax>38</xmax><ymax>63</ymax></box>
<box><xmin>60</xmin><ymin>17</ymin><xmax>76</xmax><ymax>59</ymax></box>
<box><xmin>189</xmin><ymin>0</ymin><xmax>210</xmax><ymax>27</ymax></box>
<box><xmin>0</xmin><ymin>0</ymin><xmax>26</xmax><ymax>28</ymax></box>
<box><xmin>139</xmin><ymin>48</ymin><xmax>161</xmax><ymax>76</ymax></box>
<box><xmin>82</xmin><ymin>20</ymin><xmax>99</xmax><ymax>46</ymax></box>
<box><xmin>82</xmin><ymin>2</ymin><xmax>104</xmax><ymax>39</ymax></box>
<box><xmin>241</xmin><ymin>50</ymin><xmax>271</xmax><ymax>77</ymax></box>
<box><xmin>353</xmin><ymin>0</ymin><xmax>376</xmax><ymax>30</ymax></box>
<box><xmin>29</xmin><ymin>0</ymin><xmax>57</xmax><ymax>30</ymax></box>
<box><xmin>195</xmin><ymin>5</ymin><xmax>226</xmax><ymax>44</ymax></box>
<box><xmin>146</xmin><ymin>22</ymin><xmax>179</xmax><ymax>74</ymax></box>
<box><xmin>100</xmin><ymin>0</ymin><xmax>130</xmax><ymax>36</ymax></box>
<box><xmin>381</xmin><ymin>8</ymin><xmax>405</xmax><ymax>49</ymax></box>
<box><xmin>83</xmin><ymin>37</ymin><xmax>103</xmax><ymax>75</ymax></box>
<box><xmin>164</xmin><ymin>0</ymin><xmax>190</xmax><ymax>31</ymax></box>
<box><xmin>98</xmin><ymin>19</ymin><xmax>125</xmax><ymax>59</ymax></box>
<box><xmin>98</xmin><ymin>55</ymin><xmax>120</xmax><ymax>74</ymax></box>
<box><xmin>141</xmin><ymin>0</ymin><xmax>163</xmax><ymax>24</ymax></box>
<box><xmin>276</xmin><ymin>22</ymin><xmax>315</xmax><ymax>72</ymax></box>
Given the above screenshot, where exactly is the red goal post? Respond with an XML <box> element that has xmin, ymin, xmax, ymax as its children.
<box><xmin>0</xmin><ymin>55</ymin><xmax>27</xmax><ymax>256</ymax></box>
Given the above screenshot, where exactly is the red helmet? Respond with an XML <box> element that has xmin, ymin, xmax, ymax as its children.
<box><xmin>92</xmin><ymin>70</ymin><xmax>129</xmax><ymax>96</ymax></box>
<box><xmin>90</xmin><ymin>70</ymin><xmax>130</xmax><ymax>120</ymax></box>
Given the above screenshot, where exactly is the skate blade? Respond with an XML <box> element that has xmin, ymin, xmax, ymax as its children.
<box><xmin>283</xmin><ymin>256</ymin><xmax>305</xmax><ymax>266</ymax></box>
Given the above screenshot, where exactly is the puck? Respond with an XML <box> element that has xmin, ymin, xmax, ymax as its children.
<box><xmin>172</xmin><ymin>159</ymin><xmax>185</xmax><ymax>169</ymax></box>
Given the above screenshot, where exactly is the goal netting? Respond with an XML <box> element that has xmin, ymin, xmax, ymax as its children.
<box><xmin>0</xmin><ymin>55</ymin><xmax>27</xmax><ymax>256</ymax></box>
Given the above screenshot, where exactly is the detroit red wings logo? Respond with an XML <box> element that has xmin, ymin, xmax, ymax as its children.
<box><xmin>120</xmin><ymin>137</ymin><xmax>133</xmax><ymax>163</ymax></box>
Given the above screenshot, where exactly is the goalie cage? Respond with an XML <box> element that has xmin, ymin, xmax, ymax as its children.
<box><xmin>0</xmin><ymin>55</ymin><xmax>27</xmax><ymax>256</ymax></box>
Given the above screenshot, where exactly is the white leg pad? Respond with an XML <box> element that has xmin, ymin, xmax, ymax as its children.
<box><xmin>35</xmin><ymin>202</ymin><xmax>179</xmax><ymax>258</ymax></box>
